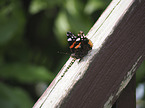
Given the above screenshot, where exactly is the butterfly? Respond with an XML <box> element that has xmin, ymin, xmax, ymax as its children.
<box><xmin>67</xmin><ymin>31</ymin><xmax>93</xmax><ymax>59</ymax></box>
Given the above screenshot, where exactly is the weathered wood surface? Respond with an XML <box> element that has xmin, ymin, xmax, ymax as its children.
<box><xmin>33</xmin><ymin>0</ymin><xmax>145</xmax><ymax>107</ymax></box>
<box><xmin>113</xmin><ymin>75</ymin><xmax>136</xmax><ymax>108</ymax></box>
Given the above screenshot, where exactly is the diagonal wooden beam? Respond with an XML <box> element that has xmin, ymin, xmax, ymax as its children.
<box><xmin>33</xmin><ymin>0</ymin><xmax>145</xmax><ymax>107</ymax></box>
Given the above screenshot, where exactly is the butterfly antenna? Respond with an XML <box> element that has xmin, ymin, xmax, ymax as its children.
<box><xmin>57</xmin><ymin>51</ymin><xmax>69</xmax><ymax>55</ymax></box>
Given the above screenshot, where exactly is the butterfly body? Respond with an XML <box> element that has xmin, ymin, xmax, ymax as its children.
<box><xmin>67</xmin><ymin>31</ymin><xmax>93</xmax><ymax>59</ymax></box>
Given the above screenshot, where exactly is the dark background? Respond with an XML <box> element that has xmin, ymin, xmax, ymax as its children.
<box><xmin>0</xmin><ymin>0</ymin><xmax>144</xmax><ymax>108</ymax></box>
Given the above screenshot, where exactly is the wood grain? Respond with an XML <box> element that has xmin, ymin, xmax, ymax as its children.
<box><xmin>33</xmin><ymin>0</ymin><xmax>145</xmax><ymax>108</ymax></box>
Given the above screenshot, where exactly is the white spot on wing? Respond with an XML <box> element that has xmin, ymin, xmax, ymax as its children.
<box><xmin>76</xmin><ymin>38</ymin><xmax>80</xmax><ymax>41</ymax></box>
<box><xmin>67</xmin><ymin>38</ymin><xmax>72</xmax><ymax>41</ymax></box>
<box><xmin>81</xmin><ymin>36</ymin><xmax>83</xmax><ymax>38</ymax></box>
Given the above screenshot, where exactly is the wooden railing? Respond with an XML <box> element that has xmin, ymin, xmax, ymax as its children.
<box><xmin>33</xmin><ymin>0</ymin><xmax>145</xmax><ymax>107</ymax></box>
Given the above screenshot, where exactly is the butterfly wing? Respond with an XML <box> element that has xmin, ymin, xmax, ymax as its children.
<box><xmin>67</xmin><ymin>31</ymin><xmax>93</xmax><ymax>59</ymax></box>
<box><xmin>66</xmin><ymin>31</ymin><xmax>77</xmax><ymax>53</ymax></box>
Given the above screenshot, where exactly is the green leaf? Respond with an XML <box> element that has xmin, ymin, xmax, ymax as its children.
<box><xmin>84</xmin><ymin>0</ymin><xmax>110</xmax><ymax>15</ymax></box>
<box><xmin>29</xmin><ymin>0</ymin><xmax>48</xmax><ymax>14</ymax></box>
<box><xmin>29</xmin><ymin>0</ymin><xmax>60</xmax><ymax>14</ymax></box>
<box><xmin>54</xmin><ymin>10</ymin><xmax>70</xmax><ymax>46</ymax></box>
<box><xmin>0</xmin><ymin>63</ymin><xmax>55</xmax><ymax>83</ymax></box>
<box><xmin>136</xmin><ymin>61</ymin><xmax>145</xmax><ymax>85</ymax></box>
<box><xmin>0</xmin><ymin>1</ymin><xmax>25</xmax><ymax>45</ymax></box>
<box><xmin>0</xmin><ymin>82</ymin><xmax>33</xmax><ymax>108</ymax></box>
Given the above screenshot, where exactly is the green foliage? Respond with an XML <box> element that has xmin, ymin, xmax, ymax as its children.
<box><xmin>136</xmin><ymin>61</ymin><xmax>145</xmax><ymax>85</ymax></box>
<box><xmin>0</xmin><ymin>0</ymin><xmax>25</xmax><ymax>45</ymax></box>
<box><xmin>136</xmin><ymin>61</ymin><xmax>145</xmax><ymax>107</ymax></box>
<box><xmin>0</xmin><ymin>82</ymin><xmax>33</xmax><ymax>108</ymax></box>
<box><xmin>0</xmin><ymin>63</ymin><xmax>54</xmax><ymax>83</ymax></box>
<box><xmin>84</xmin><ymin>0</ymin><xmax>110</xmax><ymax>15</ymax></box>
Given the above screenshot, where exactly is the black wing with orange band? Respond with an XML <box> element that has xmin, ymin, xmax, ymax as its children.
<box><xmin>67</xmin><ymin>31</ymin><xmax>93</xmax><ymax>59</ymax></box>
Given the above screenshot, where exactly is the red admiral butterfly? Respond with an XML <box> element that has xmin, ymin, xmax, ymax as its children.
<box><xmin>67</xmin><ymin>31</ymin><xmax>93</xmax><ymax>59</ymax></box>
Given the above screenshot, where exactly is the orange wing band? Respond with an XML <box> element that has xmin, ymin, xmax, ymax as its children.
<box><xmin>88</xmin><ymin>40</ymin><xmax>93</xmax><ymax>47</ymax></box>
<box><xmin>69</xmin><ymin>41</ymin><xmax>76</xmax><ymax>48</ymax></box>
<box><xmin>75</xmin><ymin>42</ymin><xmax>81</xmax><ymax>49</ymax></box>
